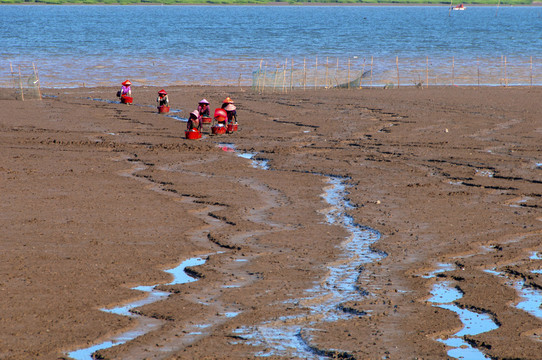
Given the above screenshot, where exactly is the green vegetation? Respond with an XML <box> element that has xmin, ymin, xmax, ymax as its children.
<box><xmin>0</xmin><ymin>0</ymin><xmax>535</xmax><ymax>4</ymax></box>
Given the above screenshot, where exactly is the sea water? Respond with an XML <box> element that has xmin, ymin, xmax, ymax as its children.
<box><xmin>1</xmin><ymin>5</ymin><xmax>541</xmax><ymax>87</ymax></box>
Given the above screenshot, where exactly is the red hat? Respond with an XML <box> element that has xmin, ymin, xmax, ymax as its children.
<box><xmin>223</xmin><ymin>97</ymin><xmax>233</xmax><ymax>104</ymax></box>
<box><xmin>122</xmin><ymin>80</ymin><xmax>132</xmax><ymax>86</ymax></box>
<box><xmin>214</xmin><ymin>108</ymin><xmax>227</xmax><ymax>120</ymax></box>
<box><xmin>158</xmin><ymin>89</ymin><xmax>167</xmax><ymax>95</ymax></box>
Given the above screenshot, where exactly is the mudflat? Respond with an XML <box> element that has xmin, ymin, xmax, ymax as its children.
<box><xmin>1</xmin><ymin>85</ymin><xmax>541</xmax><ymax>359</ymax></box>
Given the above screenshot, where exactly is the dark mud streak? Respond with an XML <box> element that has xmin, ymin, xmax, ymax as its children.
<box><xmin>207</xmin><ymin>232</ymin><xmax>241</xmax><ymax>250</ymax></box>
<box><xmin>207</xmin><ymin>212</ymin><xmax>237</xmax><ymax>226</ymax></box>
<box><xmin>337</xmin><ymin>304</ymin><xmax>368</xmax><ymax>317</ymax></box>
<box><xmin>298</xmin><ymin>329</ymin><xmax>356</xmax><ymax>360</ymax></box>
<box><xmin>461</xmin><ymin>182</ymin><xmax>518</xmax><ymax>191</ymax></box>
<box><xmin>272</xmin><ymin>119</ymin><xmax>320</xmax><ymax>129</ymax></box>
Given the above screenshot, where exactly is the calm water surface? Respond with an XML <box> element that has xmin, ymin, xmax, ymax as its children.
<box><xmin>1</xmin><ymin>5</ymin><xmax>541</xmax><ymax>87</ymax></box>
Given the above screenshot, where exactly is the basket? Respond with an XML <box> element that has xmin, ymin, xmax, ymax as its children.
<box><xmin>227</xmin><ymin>123</ymin><xmax>238</xmax><ymax>132</ymax></box>
<box><xmin>185</xmin><ymin>129</ymin><xmax>202</xmax><ymax>140</ymax></box>
<box><xmin>201</xmin><ymin>116</ymin><xmax>212</xmax><ymax>124</ymax></box>
<box><xmin>120</xmin><ymin>96</ymin><xmax>133</xmax><ymax>104</ymax></box>
<box><xmin>212</xmin><ymin>125</ymin><xmax>227</xmax><ymax>135</ymax></box>
<box><xmin>158</xmin><ymin>105</ymin><xmax>170</xmax><ymax>113</ymax></box>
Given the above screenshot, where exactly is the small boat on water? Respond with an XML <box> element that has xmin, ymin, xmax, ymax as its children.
<box><xmin>453</xmin><ymin>3</ymin><xmax>466</xmax><ymax>10</ymax></box>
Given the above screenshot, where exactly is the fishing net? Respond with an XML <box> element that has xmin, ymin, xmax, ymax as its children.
<box><xmin>251</xmin><ymin>56</ymin><xmax>541</xmax><ymax>91</ymax></box>
<box><xmin>9</xmin><ymin>63</ymin><xmax>42</xmax><ymax>101</ymax></box>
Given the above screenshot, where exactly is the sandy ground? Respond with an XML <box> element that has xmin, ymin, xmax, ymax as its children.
<box><xmin>1</xmin><ymin>85</ymin><xmax>541</xmax><ymax>360</ymax></box>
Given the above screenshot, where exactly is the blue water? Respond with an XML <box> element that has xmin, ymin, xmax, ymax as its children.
<box><xmin>1</xmin><ymin>5</ymin><xmax>541</xmax><ymax>87</ymax></box>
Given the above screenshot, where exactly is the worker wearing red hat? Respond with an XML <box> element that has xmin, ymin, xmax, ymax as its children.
<box><xmin>119</xmin><ymin>80</ymin><xmax>132</xmax><ymax>97</ymax></box>
<box><xmin>157</xmin><ymin>89</ymin><xmax>169</xmax><ymax>107</ymax></box>
<box><xmin>221</xmin><ymin>97</ymin><xmax>233</xmax><ymax>109</ymax></box>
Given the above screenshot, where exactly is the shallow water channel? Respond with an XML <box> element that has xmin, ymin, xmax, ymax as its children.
<box><xmin>485</xmin><ymin>252</ymin><xmax>542</xmax><ymax>320</ymax></box>
<box><xmin>425</xmin><ymin>263</ymin><xmax>499</xmax><ymax>360</ymax></box>
<box><xmin>67</xmin><ymin>256</ymin><xmax>207</xmax><ymax>360</ymax></box>
<box><xmin>220</xmin><ymin>143</ymin><xmax>386</xmax><ymax>358</ymax></box>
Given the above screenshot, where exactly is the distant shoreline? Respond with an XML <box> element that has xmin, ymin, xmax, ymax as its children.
<box><xmin>1</xmin><ymin>2</ymin><xmax>541</xmax><ymax>6</ymax></box>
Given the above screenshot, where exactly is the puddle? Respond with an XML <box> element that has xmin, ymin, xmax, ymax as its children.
<box><xmin>67</xmin><ymin>256</ymin><xmax>207</xmax><ymax>360</ymax></box>
<box><xmin>475</xmin><ymin>169</ymin><xmax>494</xmax><ymax>178</ymax></box>
<box><xmin>514</xmin><ymin>281</ymin><xmax>542</xmax><ymax>318</ymax></box>
<box><xmin>485</xmin><ymin>268</ymin><xmax>542</xmax><ymax>320</ymax></box>
<box><xmin>166</xmin><ymin>114</ymin><xmax>188</xmax><ymax>122</ymax></box>
<box><xmin>86</xmin><ymin>97</ymin><xmax>119</xmax><ymax>104</ymax></box>
<box><xmin>422</xmin><ymin>263</ymin><xmax>455</xmax><ymax>279</ymax></box>
<box><xmin>219</xmin><ymin>143</ymin><xmax>269</xmax><ymax>170</ymax></box>
<box><xmin>426</xmin><ymin>263</ymin><xmax>498</xmax><ymax>359</ymax></box>
<box><xmin>224</xmin><ymin>311</ymin><xmax>240</xmax><ymax>318</ymax></box>
<box><xmin>530</xmin><ymin>251</ymin><xmax>542</xmax><ymax>260</ymax></box>
<box><xmin>509</xmin><ymin>196</ymin><xmax>533</xmax><ymax>208</ymax></box>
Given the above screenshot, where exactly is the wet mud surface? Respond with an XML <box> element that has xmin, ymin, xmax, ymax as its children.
<box><xmin>1</xmin><ymin>85</ymin><xmax>541</xmax><ymax>359</ymax></box>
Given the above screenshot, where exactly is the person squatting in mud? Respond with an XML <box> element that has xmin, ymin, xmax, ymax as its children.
<box><xmin>118</xmin><ymin>80</ymin><xmax>131</xmax><ymax>97</ymax></box>
<box><xmin>197</xmin><ymin>99</ymin><xmax>210</xmax><ymax>117</ymax></box>
<box><xmin>157</xmin><ymin>89</ymin><xmax>169</xmax><ymax>107</ymax></box>
<box><xmin>187</xmin><ymin>110</ymin><xmax>202</xmax><ymax>131</ymax></box>
<box><xmin>221</xmin><ymin>97</ymin><xmax>237</xmax><ymax>126</ymax></box>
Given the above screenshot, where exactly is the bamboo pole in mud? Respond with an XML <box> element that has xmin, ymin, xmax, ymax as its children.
<box><xmin>334</xmin><ymin>58</ymin><xmax>339</xmax><ymax>88</ymax></box>
<box><xmin>426</xmin><ymin>56</ymin><xmax>429</xmax><ymax>88</ymax></box>
<box><xmin>262</xmin><ymin>63</ymin><xmax>267</xmax><ymax>93</ymax></box>
<box><xmin>477</xmin><ymin>57</ymin><xmax>480</xmax><ymax>87</ymax></box>
<box><xmin>347</xmin><ymin>58</ymin><xmax>351</xmax><ymax>89</ymax></box>
<box><xmin>258</xmin><ymin>59</ymin><xmax>263</xmax><ymax>91</ymax></box>
<box><xmin>290</xmin><ymin>58</ymin><xmax>294</xmax><ymax>91</ymax></box>
<box><xmin>499</xmin><ymin>55</ymin><xmax>504</xmax><ymax>85</ymax></box>
<box><xmin>314</xmin><ymin>56</ymin><xmax>318</xmax><ymax>89</ymax></box>
<box><xmin>360</xmin><ymin>58</ymin><xmax>366</xmax><ymax>89</ymax></box>
<box><xmin>273</xmin><ymin>64</ymin><xmax>279</xmax><ymax>92</ymax></box>
<box><xmin>283</xmin><ymin>58</ymin><xmax>287</xmax><ymax>93</ymax></box>
<box><xmin>452</xmin><ymin>56</ymin><xmax>455</xmax><ymax>86</ymax></box>
<box><xmin>396</xmin><ymin>56</ymin><xmax>400</xmax><ymax>88</ymax></box>
<box><xmin>504</xmin><ymin>56</ymin><xmax>508</xmax><ymax>87</ymax></box>
<box><xmin>303</xmin><ymin>57</ymin><xmax>306</xmax><ymax>91</ymax></box>
<box><xmin>370</xmin><ymin>56</ymin><xmax>373</xmax><ymax>87</ymax></box>
<box><xmin>9</xmin><ymin>62</ymin><xmax>15</xmax><ymax>90</ymax></box>
<box><xmin>530</xmin><ymin>56</ymin><xmax>533</xmax><ymax>87</ymax></box>
<box><xmin>33</xmin><ymin>62</ymin><xmax>42</xmax><ymax>100</ymax></box>
<box><xmin>325</xmin><ymin>57</ymin><xmax>329</xmax><ymax>89</ymax></box>
<box><xmin>18</xmin><ymin>65</ymin><xmax>24</xmax><ymax>101</ymax></box>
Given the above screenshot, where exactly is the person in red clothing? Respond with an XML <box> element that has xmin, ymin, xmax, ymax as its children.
<box><xmin>214</xmin><ymin>108</ymin><xmax>227</xmax><ymax>127</ymax></box>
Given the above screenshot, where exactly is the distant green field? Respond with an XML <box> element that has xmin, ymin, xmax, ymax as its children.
<box><xmin>0</xmin><ymin>0</ymin><xmax>534</xmax><ymax>4</ymax></box>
